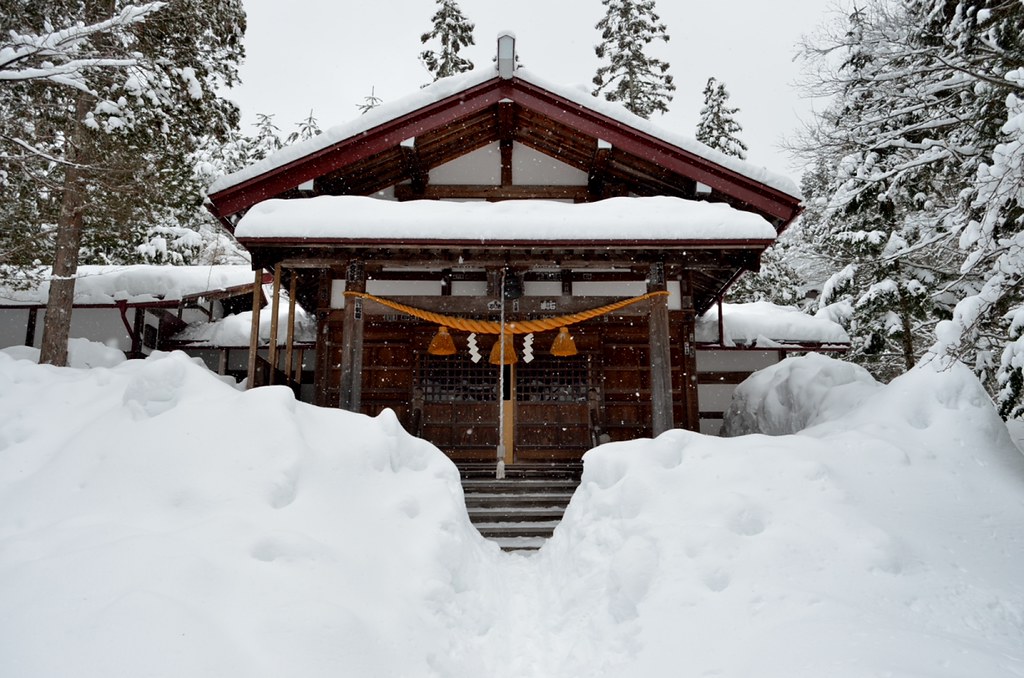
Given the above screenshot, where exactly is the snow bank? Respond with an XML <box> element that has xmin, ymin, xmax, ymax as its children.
<box><xmin>2</xmin><ymin>351</ymin><xmax>1023</xmax><ymax>677</ymax></box>
<box><xmin>0</xmin><ymin>351</ymin><xmax>500</xmax><ymax>678</ymax></box>
<box><xmin>721</xmin><ymin>353</ymin><xmax>879</xmax><ymax>435</ymax></box>
<box><xmin>543</xmin><ymin>356</ymin><xmax>1024</xmax><ymax>676</ymax></box>
<box><xmin>1</xmin><ymin>337</ymin><xmax>127</xmax><ymax>368</ymax></box>
<box><xmin>234</xmin><ymin>195</ymin><xmax>777</xmax><ymax>242</ymax></box>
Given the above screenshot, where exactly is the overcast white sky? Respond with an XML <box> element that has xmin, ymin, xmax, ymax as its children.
<box><xmin>230</xmin><ymin>1</ymin><xmax>843</xmax><ymax>181</ymax></box>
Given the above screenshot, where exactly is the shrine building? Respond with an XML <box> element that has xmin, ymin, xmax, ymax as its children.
<box><xmin>204</xmin><ymin>35</ymin><xmax>825</xmax><ymax>464</ymax></box>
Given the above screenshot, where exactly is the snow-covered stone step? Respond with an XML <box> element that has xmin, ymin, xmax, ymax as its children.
<box><xmin>490</xmin><ymin>536</ymin><xmax>549</xmax><ymax>552</ymax></box>
<box><xmin>461</xmin><ymin>478</ymin><xmax>580</xmax><ymax>493</ymax></box>
<box><xmin>473</xmin><ymin>520</ymin><xmax>563</xmax><ymax>539</ymax></box>
<box><xmin>467</xmin><ymin>506</ymin><xmax>567</xmax><ymax>521</ymax></box>
<box><xmin>463</xmin><ymin>492</ymin><xmax>574</xmax><ymax>508</ymax></box>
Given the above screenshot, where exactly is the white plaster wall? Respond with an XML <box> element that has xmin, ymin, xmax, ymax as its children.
<box><xmin>1</xmin><ymin>308</ymin><xmax>132</xmax><ymax>351</ymax></box>
<box><xmin>0</xmin><ymin>309</ymin><xmax>33</xmax><ymax>348</ymax></box>
<box><xmin>426</xmin><ymin>141</ymin><xmax>587</xmax><ymax>186</ymax></box>
<box><xmin>367</xmin><ymin>280</ymin><xmax>443</xmax><ymax>296</ymax></box>
<box><xmin>429</xmin><ymin>143</ymin><xmax>501</xmax><ymax>185</ymax></box>
<box><xmin>697</xmin><ymin>349</ymin><xmax>779</xmax><ymax>372</ymax></box>
<box><xmin>451</xmin><ymin>281</ymin><xmax>488</xmax><ymax>296</ymax></box>
<box><xmin>524</xmin><ymin>280</ymin><xmax>561</xmax><ymax>296</ymax></box>
<box><xmin>572</xmin><ymin>280</ymin><xmax>647</xmax><ymax>297</ymax></box>
<box><xmin>512</xmin><ymin>143</ymin><xmax>587</xmax><ymax>185</ymax></box>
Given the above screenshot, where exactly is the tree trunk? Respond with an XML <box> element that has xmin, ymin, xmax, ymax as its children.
<box><xmin>38</xmin><ymin>95</ymin><xmax>90</xmax><ymax>367</ymax></box>
<box><xmin>38</xmin><ymin>0</ymin><xmax>114</xmax><ymax>366</ymax></box>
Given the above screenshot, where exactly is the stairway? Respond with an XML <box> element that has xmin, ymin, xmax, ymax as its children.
<box><xmin>458</xmin><ymin>462</ymin><xmax>582</xmax><ymax>552</ymax></box>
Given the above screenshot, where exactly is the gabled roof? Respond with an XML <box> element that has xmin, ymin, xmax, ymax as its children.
<box><xmin>206</xmin><ymin>68</ymin><xmax>802</xmax><ymax>230</ymax></box>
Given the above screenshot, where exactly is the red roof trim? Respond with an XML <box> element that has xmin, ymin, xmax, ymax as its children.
<box><xmin>208</xmin><ymin>76</ymin><xmax>801</xmax><ymax>228</ymax></box>
<box><xmin>208</xmin><ymin>78</ymin><xmax>508</xmax><ymax>220</ymax></box>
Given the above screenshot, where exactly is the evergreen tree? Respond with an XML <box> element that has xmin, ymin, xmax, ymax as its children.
<box><xmin>0</xmin><ymin>0</ymin><xmax>246</xmax><ymax>365</ymax></box>
<box><xmin>356</xmin><ymin>87</ymin><xmax>383</xmax><ymax>115</ymax></box>
<box><xmin>592</xmin><ymin>0</ymin><xmax>675</xmax><ymax>119</ymax></box>
<box><xmin>419</xmin><ymin>0</ymin><xmax>475</xmax><ymax>82</ymax></box>
<box><xmin>695</xmin><ymin>77</ymin><xmax>748</xmax><ymax>159</ymax></box>
<box><xmin>793</xmin><ymin>0</ymin><xmax>1024</xmax><ymax>393</ymax></box>
<box><xmin>286</xmin><ymin>110</ymin><xmax>321</xmax><ymax>144</ymax></box>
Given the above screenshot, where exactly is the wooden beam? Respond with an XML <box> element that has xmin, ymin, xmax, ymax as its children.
<box><xmin>24</xmin><ymin>307</ymin><xmax>37</xmax><ymax>347</ymax></box>
<box><xmin>587</xmin><ymin>143</ymin><xmax>611</xmax><ymax>201</ymax></box>
<box><xmin>498</xmin><ymin>100</ymin><xmax>516</xmax><ymax>186</ymax></box>
<box><xmin>399</xmin><ymin>140</ymin><xmax>428</xmax><ymax>195</ymax></box>
<box><xmin>313</xmin><ymin>271</ymin><xmax>333</xmax><ymax>407</ymax></box>
<box><xmin>648</xmin><ymin>263</ymin><xmax>674</xmax><ymax>436</ymax></box>
<box><xmin>284</xmin><ymin>271</ymin><xmax>298</xmax><ymax>384</ymax></box>
<box><xmin>267</xmin><ymin>264</ymin><xmax>282</xmax><ymax>384</ymax></box>
<box><xmin>246</xmin><ymin>268</ymin><xmax>263</xmax><ymax>389</ymax></box>
<box><xmin>394</xmin><ymin>184</ymin><xmax>590</xmax><ymax>201</ymax></box>
<box><xmin>679</xmin><ymin>272</ymin><xmax>700</xmax><ymax>431</ymax></box>
<box><xmin>338</xmin><ymin>261</ymin><xmax>366</xmax><ymax>412</ymax></box>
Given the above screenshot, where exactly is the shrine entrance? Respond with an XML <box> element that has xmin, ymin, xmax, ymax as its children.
<box><xmin>414</xmin><ymin>353</ymin><xmax>595</xmax><ymax>463</ymax></box>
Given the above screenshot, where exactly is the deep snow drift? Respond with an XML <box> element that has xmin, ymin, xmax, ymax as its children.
<box><xmin>0</xmin><ymin>350</ymin><xmax>1022</xmax><ymax>677</ymax></box>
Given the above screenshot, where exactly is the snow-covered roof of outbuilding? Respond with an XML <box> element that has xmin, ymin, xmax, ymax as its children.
<box><xmin>697</xmin><ymin>301</ymin><xmax>850</xmax><ymax>347</ymax></box>
<box><xmin>0</xmin><ymin>265</ymin><xmax>258</xmax><ymax>307</ymax></box>
<box><xmin>234</xmin><ymin>195</ymin><xmax>778</xmax><ymax>243</ymax></box>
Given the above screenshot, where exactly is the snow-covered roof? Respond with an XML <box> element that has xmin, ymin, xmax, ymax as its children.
<box><xmin>696</xmin><ymin>301</ymin><xmax>850</xmax><ymax>347</ymax></box>
<box><xmin>234</xmin><ymin>195</ymin><xmax>778</xmax><ymax>242</ymax></box>
<box><xmin>0</xmin><ymin>265</ymin><xmax>256</xmax><ymax>307</ymax></box>
<box><xmin>208</xmin><ymin>67</ymin><xmax>801</xmax><ymax>200</ymax></box>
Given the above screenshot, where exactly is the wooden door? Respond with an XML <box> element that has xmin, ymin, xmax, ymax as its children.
<box><xmin>514</xmin><ymin>355</ymin><xmax>593</xmax><ymax>462</ymax></box>
<box><xmin>415</xmin><ymin>354</ymin><xmax>500</xmax><ymax>463</ymax></box>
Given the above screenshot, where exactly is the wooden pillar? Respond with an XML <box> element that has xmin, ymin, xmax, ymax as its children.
<box><xmin>680</xmin><ymin>273</ymin><xmax>700</xmax><ymax>431</ymax></box>
<box><xmin>313</xmin><ymin>271</ymin><xmax>333</xmax><ymax>407</ymax></box>
<box><xmin>130</xmin><ymin>308</ymin><xmax>145</xmax><ymax>357</ymax></box>
<box><xmin>267</xmin><ymin>264</ymin><xmax>282</xmax><ymax>384</ymax></box>
<box><xmin>338</xmin><ymin>261</ymin><xmax>365</xmax><ymax>412</ymax></box>
<box><xmin>25</xmin><ymin>308</ymin><xmax>38</xmax><ymax>347</ymax></box>
<box><xmin>246</xmin><ymin>268</ymin><xmax>263</xmax><ymax>389</ymax></box>
<box><xmin>284</xmin><ymin>272</ymin><xmax>298</xmax><ymax>384</ymax></box>
<box><xmin>648</xmin><ymin>262</ymin><xmax>674</xmax><ymax>436</ymax></box>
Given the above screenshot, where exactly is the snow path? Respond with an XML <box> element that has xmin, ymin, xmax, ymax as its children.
<box><xmin>1</xmin><ymin>349</ymin><xmax>1023</xmax><ymax>677</ymax></box>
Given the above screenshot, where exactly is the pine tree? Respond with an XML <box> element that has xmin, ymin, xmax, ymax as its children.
<box><xmin>286</xmin><ymin>110</ymin><xmax>321</xmax><ymax>144</ymax></box>
<box><xmin>695</xmin><ymin>77</ymin><xmax>748</xmax><ymax>159</ymax></box>
<box><xmin>592</xmin><ymin>0</ymin><xmax>675</xmax><ymax>119</ymax></box>
<box><xmin>794</xmin><ymin>0</ymin><xmax>1023</xmax><ymax>388</ymax></box>
<box><xmin>419</xmin><ymin>0</ymin><xmax>475</xmax><ymax>82</ymax></box>
<box><xmin>356</xmin><ymin>87</ymin><xmax>383</xmax><ymax>115</ymax></box>
<box><xmin>792</xmin><ymin>1</ymin><xmax>969</xmax><ymax>381</ymax></box>
<box><xmin>0</xmin><ymin>0</ymin><xmax>246</xmax><ymax>365</ymax></box>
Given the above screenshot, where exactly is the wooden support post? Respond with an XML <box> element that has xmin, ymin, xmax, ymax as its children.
<box><xmin>648</xmin><ymin>262</ymin><xmax>674</xmax><ymax>436</ymax></box>
<box><xmin>267</xmin><ymin>264</ymin><xmax>282</xmax><ymax>384</ymax></box>
<box><xmin>25</xmin><ymin>307</ymin><xmax>38</xmax><ymax>347</ymax></box>
<box><xmin>680</xmin><ymin>272</ymin><xmax>700</xmax><ymax>431</ymax></box>
<box><xmin>338</xmin><ymin>261</ymin><xmax>366</xmax><ymax>412</ymax></box>
<box><xmin>129</xmin><ymin>308</ymin><xmax>145</xmax><ymax>358</ymax></box>
<box><xmin>284</xmin><ymin>272</ymin><xmax>298</xmax><ymax>384</ymax></box>
<box><xmin>246</xmin><ymin>268</ymin><xmax>263</xmax><ymax>389</ymax></box>
<box><xmin>313</xmin><ymin>271</ymin><xmax>333</xmax><ymax>407</ymax></box>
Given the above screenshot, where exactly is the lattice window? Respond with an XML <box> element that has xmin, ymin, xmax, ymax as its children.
<box><xmin>417</xmin><ymin>355</ymin><xmax>498</xmax><ymax>403</ymax></box>
<box><xmin>516</xmin><ymin>356</ymin><xmax>589</xmax><ymax>403</ymax></box>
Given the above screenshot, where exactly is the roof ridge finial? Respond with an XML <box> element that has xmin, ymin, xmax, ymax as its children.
<box><xmin>496</xmin><ymin>31</ymin><xmax>516</xmax><ymax>80</ymax></box>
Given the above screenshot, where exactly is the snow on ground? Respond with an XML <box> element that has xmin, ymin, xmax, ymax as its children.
<box><xmin>1</xmin><ymin>348</ymin><xmax>1022</xmax><ymax>677</ymax></box>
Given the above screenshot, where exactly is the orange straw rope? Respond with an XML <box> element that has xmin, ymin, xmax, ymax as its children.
<box><xmin>343</xmin><ymin>290</ymin><xmax>670</xmax><ymax>335</ymax></box>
